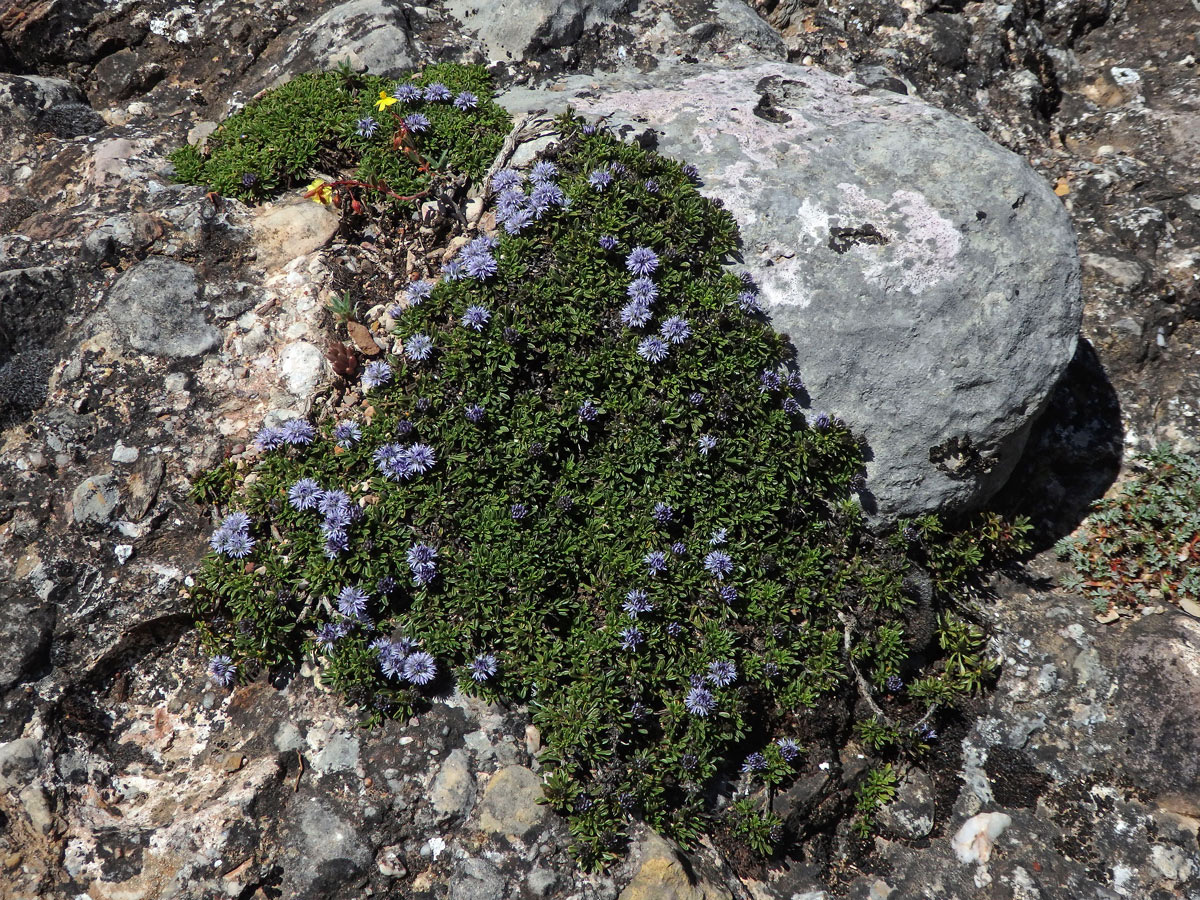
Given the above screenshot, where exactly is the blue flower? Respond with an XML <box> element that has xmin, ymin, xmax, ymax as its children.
<box><xmin>915</xmin><ymin>723</ymin><xmax>938</xmax><ymax>741</ymax></box>
<box><xmin>623</xmin><ymin>589</ymin><xmax>654</xmax><ymax>618</ymax></box>
<box><xmin>684</xmin><ymin>686</ymin><xmax>715</xmax><ymax>717</ymax></box>
<box><xmin>610</xmin><ymin>162</ymin><xmax>628</xmax><ymax>176</ymax></box>
<box><xmin>280</xmin><ymin>419</ymin><xmax>315</xmax><ymax>445</ymax></box>
<box><xmin>254</xmin><ymin>425</ymin><xmax>284</xmax><ymax>451</ymax></box>
<box><xmin>404</xmin><ymin>112</ymin><xmax>430</xmax><ymax>133</ymax></box>
<box><xmin>213</xmin><ymin>528</ymin><xmax>254</xmax><ymax>559</ymax></box>
<box><xmin>407</xmin><ymin>542</ymin><xmax>438</xmax><ymax>585</ymax></box>
<box><xmin>393</xmin><ymin>83</ymin><xmax>422</xmax><ymax>102</ymax></box>
<box><xmin>221</xmin><ymin>512</ymin><xmax>251</xmax><ymax>534</ymax></box>
<box><xmin>324</xmin><ymin>530</ymin><xmax>349</xmax><ymax>558</ymax></box>
<box><xmin>333</xmin><ymin>421</ymin><xmax>362</xmax><ymax>447</ymax></box>
<box><xmin>709</xmin><ymin>528</ymin><xmax>727</xmax><ymax>545</ymax></box>
<box><xmin>644</xmin><ymin>550</ymin><xmax>667</xmax><ymax>577</ymax></box>
<box><xmin>406</xmin><ymin>280</ymin><xmax>434</xmax><ymax>305</ymax></box>
<box><xmin>362</xmin><ymin>360</ymin><xmax>392</xmax><ymax>389</ymax></box>
<box><xmin>670</xmin><ymin>541</ymin><xmax>687</xmax><ymax>556</ymax></box>
<box><xmin>598</xmin><ymin>235</ymin><xmax>618</xmax><ymax>251</ymax></box>
<box><xmin>787</xmin><ymin>371</ymin><xmax>805</xmax><ymax>391</ymax></box>
<box><xmin>375</xmin><ymin>443</ymin><xmax>409</xmax><ymax>480</ymax></box>
<box><xmin>619</xmin><ymin>626</ymin><xmax>644</xmax><ymax>651</ymax></box>
<box><xmin>529</xmin><ymin>181</ymin><xmax>567</xmax><ymax>217</ymax></box>
<box><xmin>423</xmin><ymin>82</ymin><xmax>452</xmax><ymax>101</ymax></box>
<box><xmin>208</xmin><ymin>655</ymin><xmax>236</xmax><ymax>687</ymax></box>
<box><xmin>660</xmin><ymin>316</ymin><xmax>690</xmax><ymax>344</ymax></box>
<box><xmin>453</xmin><ymin>90</ymin><xmax>478</xmax><ymax>110</ymax></box>
<box><xmin>738</xmin><ymin>290</ymin><xmax>761</xmax><ymax>313</ymax></box>
<box><xmin>626</xmin><ymin>277</ymin><xmax>658</xmax><ymax>304</ymax></box>
<box><xmin>760</xmin><ymin>369</ymin><xmax>781</xmax><ymax>392</ymax></box>
<box><xmin>465</xmin><ymin>403</ymin><xmax>485</xmax><ymax>424</ymax></box>
<box><xmin>403</xmin><ymin>651</ymin><xmax>438</xmax><ymax>685</ymax></box>
<box><xmin>741</xmin><ymin>752</ymin><xmax>767</xmax><ymax>773</ymax></box>
<box><xmin>462</xmin><ymin>250</ymin><xmax>498</xmax><ymax>279</ymax></box>
<box><xmin>885</xmin><ymin>675</ymin><xmax>904</xmax><ymax>693</ymax></box>
<box><xmin>582</xmin><ymin>123</ymin><xmax>597</xmax><ymax>135</ymax></box>
<box><xmin>626</xmin><ymin>246</ymin><xmax>659</xmax><ymax>276</ymax></box>
<box><xmin>718</xmin><ymin>585</ymin><xmax>739</xmax><ymax>605</ymax></box>
<box><xmin>810</xmin><ymin>411</ymin><xmax>832</xmax><ymax>431</ymax></box>
<box><xmin>707</xmin><ymin>659</ymin><xmax>737</xmax><ymax>687</ymax></box>
<box><xmin>682</xmin><ymin>163</ymin><xmax>700</xmax><ymax>181</ymax></box>
<box><xmin>637</xmin><ymin>336</ymin><xmax>669</xmax><ymax>363</ymax></box>
<box><xmin>502</xmin><ymin>206</ymin><xmax>534</xmax><ymax>234</ymax></box>
<box><xmin>337</xmin><ymin>585</ymin><xmax>370</xmax><ymax>618</ymax></box>
<box><xmin>377</xmin><ymin>576</ymin><xmax>396</xmax><ymax>595</ymax></box>
<box><xmin>704</xmin><ymin>550</ymin><xmax>733</xmax><ymax>579</ymax></box>
<box><xmin>688</xmin><ymin>391</ymin><xmax>704</xmax><ymax>407</ymax></box>
<box><xmin>588</xmin><ymin>168</ymin><xmax>612</xmax><ymax>190</ymax></box>
<box><xmin>652</xmin><ymin>502</ymin><xmax>673</xmax><ymax>524</ymax></box>
<box><xmin>315</xmin><ymin>621</ymin><xmax>349</xmax><ymax>651</ymax></box>
<box><xmin>462</xmin><ymin>305</ymin><xmax>492</xmax><ymax>331</ymax></box>
<box><xmin>776</xmin><ymin>738</ymin><xmax>801</xmax><ymax>762</ymax></box>
<box><xmin>317</xmin><ymin>490</ymin><xmax>351</xmax><ymax>518</ymax></box>
<box><xmin>288</xmin><ymin>478</ymin><xmax>322</xmax><ymax>511</ymax></box>
<box><xmin>442</xmin><ymin>259</ymin><xmax>464</xmax><ymax>280</ymax></box>
<box><xmin>644</xmin><ymin>178</ymin><xmax>659</xmax><ymax>193</ymax></box>
<box><xmin>379</xmin><ymin>642</ymin><xmax>407</xmax><ymax>680</ymax></box>
<box><xmin>578</xmin><ymin>400</ymin><xmax>598</xmax><ymax>422</ymax></box>
<box><xmin>356</xmin><ymin>116</ymin><xmax>379</xmax><ymax>138</ymax></box>
<box><xmin>698</xmin><ymin>435</ymin><xmax>717</xmax><ymax>456</ymax></box>
<box><xmin>405</xmin><ymin>334</ymin><xmax>434</xmax><ymax>362</ymax></box>
<box><xmin>495</xmin><ymin>188</ymin><xmax>528</xmax><ymax>221</ymax></box>
<box><xmin>510</xmin><ymin>502</ymin><xmax>528</xmax><ymax>520</ymax></box>
<box><xmin>621</xmin><ymin>299</ymin><xmax>652</xmax><ymax>329</ymax></box>
<box><xmin>783</xmin><ymin>396</ymin><xmax>802</xmax><ymax>416</ymax></box>
<box><xmin>470</xmin><ymin>654</ymin><xmax>498</xmax><ymax>682</ymax></box>
<box><xmin>666</xmin><ymin>621</ymin><xmax>683</xmax><ymax>637</ymax></box>
<box><xmin>407</xmin><ymin>443</ymin><xmax>436</xmax><ymax>475</ymax></box>
<box><xmin>530</xmin><ymin>161</ymin><xmax>558</xmax><ymax>182</ymax></box>
<box><xmin>491</xmin><ymin>169</ymin><xmax>523</xmax><ymax>193</ymax></box>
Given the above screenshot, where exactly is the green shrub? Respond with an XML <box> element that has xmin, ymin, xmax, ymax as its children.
<box><xmin>187</xmin><ymin>68</ymin><xmax>1030</xmax><ymax>869</ymax></box>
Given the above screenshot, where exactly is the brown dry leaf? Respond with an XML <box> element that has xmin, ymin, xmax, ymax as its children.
<box><xmin>1054</xmin><ymin>176</ymin><xmax>1070</xmax><ymax>196</ymax></box>
<box><xmin>347</xmin><ymin>320</ymin><xmax>381</xmax><ymax>356</ymax></box>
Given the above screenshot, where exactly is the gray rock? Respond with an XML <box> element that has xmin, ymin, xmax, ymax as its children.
<box><xmin>280</xmin><ymin>341</ymin><xmax>327</xmax><ymax>398</ymax></box>
<box><xmin>72</xmin><ymin>474</ymin><xmax>120</xmax><ymax>526</ymax></box>
<box><xmin>311</xmin><ymin>732</ymin><xmax>360</xmax><ymax>774</ymax></box>
<box><xmin>498</xmin><ymin>62</ymin><xmax>1080</xmax><ymax>519</ymax></box>
<box><xmin>449</xmin><ymin>857</ymin><xmax>504</xmax><ymax>900</ymax></box>
<box><xmin>281</xmin><ymin>798</ymin><xmax>373</xmax><ymax>899</ymax></box>
<box><xmin>105</xmin><ymin>257</ymin><xmax>220</xmax><ymax>359</ymax></box>
<box><xmin>429</xmin><ymin>748</ymin><xmax>476</xmax><ymax>822</ymax></box>
<box><xmin>0</xmin><ymin>585</ymin><xmax>54</xmax><ymax>694</ymax></box>
<box><xmin>527</xmin><ymin>867</ymin><xmax>560</xmax><ymax>896</ymax></box>
<box><xmin>0</xmin><ymin>738</ymin><xmax>42</xmax><ymax>790</ymax></box>
<box><xmin>445</xmin><ymin>0</ymin><xmax>626</xmax><ymax>60</ymax></box>
<box><xmin>0</xmin><ymin>75</ymin><xmax>85</xmax><ymax>124</ymax></box>
<box><xmin>475</xmin><ymin>764</ymin><xmax>548</xmax><ymax>838</ymax></box>
<box><xmin>877</xmin><ymin>767</ymin><xmax>935</xmax><ymax>839</ymax></box>
<box><xmin>0</xmin><ymin>266</ymin><xmax>70</xmax><ymax>364</ymax></box>
<box><xmin>124</xmin><ymin>453</ymin><xmax>164</xmax><ymax>521</ymax></box>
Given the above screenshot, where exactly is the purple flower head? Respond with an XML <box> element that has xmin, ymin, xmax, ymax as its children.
<box><xmin>374</xmin><ymin>443</ymin><xmax>410</xmax><ymax>481</ymax></box>
<box><xmin>288</xmin><ymin>478</ymin><xmax>322</xmax><ymax>511</ymax></box>
<box><xmin>362</xmin><ymin>360</ymin><xmax>392</xmax><ymax>390</ymax></box>
<box><xmin>620</xmin><ymin>299</ymin><xmax>652</xmax><ymax>329</ymax></box>
<box><xmin>670</xmin><ymin>541</ymin><xmax>687</xmax><ymax>556</ymax></box>
<box><xmin>666</xmin><ymin>621</ymin><xmax>683</xmax><ymax>638</ymax></box>
<box><xmin>787</xmin><ymin>370</ymin><xmax>805</xmax><ymax>391</ymax></box>
<box><xmin>760</xmin><ymin>369</ymin><xmax>781</xmax><ymax>393</ymax></box>
<box><xmin>709</xmin><ymin>528</ymin><xmax>727</xmax><ymax>545</ymax></box>
<box><xmin>698</xmin><ymin>435</ymin><xmax>718</xmax><ymax>456</ymax></box>
<box><xmin>682</xmin><ymin>163</ymin><xmax>700</xmax><ymax>181</ymax></box>
<box><xmin>707</xmin><ymin>659</ymin><xmax>737</xmax><ymax>687</ymax></box>
<box><xmin>783</xmin><ymin>396</ymin><xmax>802</xmax><ymax>416</ymax></box>
<box><xmin>626</xmin><ymin>246</ymin><xmax>659</xmax><ymax>276</ymax></box>
<box><xmin>764</xmin><ymin>660</ymin><xmax>780</xmax><ymax>679</ymax></box>
<box><xmin>637</xmin><ymin>336</ymin><xmax>669</xmax><ymax>363</ymax></box>
<box><xmin>619</xmin><ymin>626</ymin><xmax>644</xmax><ymax>652</ymax></box>
<box><xmin>652</xmin><ymin>502</ymin><xmax>673</xmax><ymax>524</ymax></box>
<box><xmin>644</xmin><ymin>178</ymin><xmax>659</xmax><ymax>193</ymax></box>
<box><xmin>598</xmin><ymin>235</ymin><xmax>618</xmax><ymax>251</ymax></box>
<box><xmin>704</xmin><ymin>550</ymin><xmax>733</xmax><ymax>580</ymax></box>
<box><xmin>405</xmin><ymin>333</ymin><xmax>434</xmax><ymax>362</ymax></box>
<box><xmin>685</xmin><ymin>686</ymin><xmax>715</xmax><ymax>717</ymax></box>
<box><xmin>687</xmin><ymin>391</ymin><xmax>704</xmax><ymax>407</ymax></box>
<box><xmin>916</xmin><ymin>723</ymin><xmax>938</xmax><ymax>741</ymax></box>
<box><xmin>315</xmin><ymin>620</ymin><xmax>349</xmax><ymax>651</ymax></box>
<box><xmin>462</xmin><ymin>250</ymin><xmax>498</xmax><ymax>280</ymax></box>
<box><xmin>623</xmin><ymin>589</ymin><xmax>654</xmax><ymax>618</ymax></box>
<box><xmin>333</xmin><ymin>421</ymin><xmax>362</xmax><ymax>448</ymax></box>
<box><xmin>810</xmin><ymin>411</ymin><xmax>832</xmax><ymax>431</ymax></box>
<box><xmin>318</xmin><ymin>491</ymin><xmax>352</xmax><ymax>517</ymax></box>
<box><xmin>324</xmin><ymin>530</ymin><xmax>349</xmax><ymax>558</ymax></box>
<box><xmin>241</xmin><ymin>172</ymin><xmax>259</xmax><ymax>188</ymax></box>
<box><xmin>379</xmin><ymin>641</ymin><xmax>407</xmax><ymax>680</ymax></box>
<box><xmin>403</xmin><ymin>651</ymin><xmax>437</xmax><ymax>685</ymax></box>
<box><xmin>406</xmin><ymin>279</ymin><xmax>434</xmax><ymax>306</ymax></box>
<box><xmin>470</xmin><ymin>653</ymin><xmax>498</xmax><ymax>682</ymax></box>
<box><xmin>529</xmin><ymin>181</ymin><xmax>567</xmax><ymax>217</ymax></box>
<box><xmin>406</xmin><ymin>443</ymin><xmax>435</xmax><ymax>475</ymax></box>
<box><xmin>578</xmin><ymin>400</ymin><xmax>598</xmax><ymax>422</ymax></box>
<box><xmin>451</xmin><ymin>90</ymin><xmax>478</xmax><ymax>111</ymax></box>
<box><xmin>776</xmin><ymin>738</ymin><xmax>802</xmax><ymax>762</ymax></box>
<box><xmin>356</xmin><ymin>116</ymin><xmax>379</xmax><ymax>138</ymax></box>
<box><xmin>404</xmin><ymin>112</ymin><xmax>430</xmax><ymax>133</ymax></box>
<box><xmin>660</xmin><ymin>316</ymin><xmax>691</xmax><ymax>344</ymax></box>
<box><xmin>208</xmin><ymin>655</ymin><xmax>236</xmax><ymax>687</ymax></box>
<box><xmin>423</xmin><ymin>82</ymin><xmax>451</xmax><ymax>102</ymax></box>
<box><xmin>458</xmin><ymin>304</ymin><xmax>492</xmax><ymax>332</ymax></box>
<box><xmin>718</xmin><ymin>585</ymin><xmax>739</xmax><ymax>605</ymax></box>
<box><xmin>741</xmin><ymin>752</ymin><xmax>767</xmax><ymax>774</ymax></box>
<box><xmin>407</xmin><ymin>542</ymin><xmax>438</xmax><ymax>585</ymax></box>
<box><xmin>530</xmin><ymin>161</ymin><xmax>558</xmax><ymax>183</ymax></box>
<box><xmin>221</xmin><ymin>512</ymin><xmax>251</xmax><ymax>534</ymax></box>
<box><xmin>738</xmin><ymin>290</ymin><xmax>761</xmax><ymax>313</ymax></box>
<box><xmin>337</xmin><ymin>585</ymin><xmax>370</xmax><ymax>619</ymax></box>
<box><xmin>393</xmin><ymin>83</ymin><xmax>422</xmax><ymax>102</ymax></box>
<box><xmin>280</xmin><ymin>419</ymin><xmax>315</xmax><ymax>446</ymax></box>
<box><xmin>495</xmin><ymin>188</ymin><xmax>528</xmax><ymax>221</ymax></box>
<box><xmin>626</xmin><ymin>277</ymin><xmax>658</xmax><ymax>305</ymax></box>
<box><xmin>377</xmin><ymin>575</ymin><xmax>396</xmax><ymax>595</ymax></box>
<box><xmin>439</xmin><ymin>259</ymin><xmax>462</xmax><ymax>280</ymax></box>
<box><xmin>510</xmin><ymin>502</ymin><xmax>529</xmax><ymax>521</ymax></box>
<box><xmin>491</xmin><ymin>169</ymin><xmax>523</xmax><ymax>193</ymax></box>
<box><xmin>885</xmin><ymin>674</ymin><xmax>905</xmax><ymax>693</ymax></box>
<box><xmin>644</xmin><ymin>550</ymin><xmax>668</xmax><ymax>577</ymax></box>
<box><xmin>610</xmin><ymin>162</ymin><xmax>628</xmax><ymax>177</ymax></box>
<box><xmin>588</xmin><ymin>168</ymin><xmax>612</xmax><ymax>191</ymax></box>
<box><xmin>465</xmin><ymin>403</ymin><xmax>486</xmax><ymax>424</ymax></box>
<box><xmin>254</xmin><ymin>425</ymin><xmax>284</xmax><ymax>451</ymax></box>
<box><xmin>214</xmin><ymin>529</ymin><xmax>255</xmax><ymax>559</ymax></box>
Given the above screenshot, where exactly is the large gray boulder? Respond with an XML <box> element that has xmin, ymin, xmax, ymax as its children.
<box><xmin>499</xmin><ymin>62</ymin><xmax>1081</xmax><ymax>519</ymax></box>
<box><xmin>105</xmin><ymin>257</ymin><xmax>220</xmax><ymax>359</ymax></box>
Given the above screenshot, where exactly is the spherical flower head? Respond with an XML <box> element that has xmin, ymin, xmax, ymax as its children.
<box><xmin>255</xmin><ymin>425</ymin><xmax>284</xmax><ymax>452</ymax></box>
<box><xmin>218</xmin><ymin>530</ymin><xmax>255</xmax><ymax>559</ymax></box>
<box><xmin>588</xmin><ymin>168</ymin><xmax>612</xmax><ymax>191</ymax></box>
<box><xmin>764</xmin><ymin>660</ymin><xmax>780</xmax><ymax>679</ymax></box>
<box><xmin>652</xmin><ymin>502</ymin><xmax>673</xmax><ymax>524</ymax></box>
<box><xmin>622</xmin><ymin>588</ymin><xmax>653</xmax><ymax>618</ymax></box>
<box><xmin>393</xmin><ymin>83</ymin><xmax>422</xmax><ymax>102</ymax></box>
<box><xmin>885</xmin><ymin>675</ymin><xmax>904</xmax><ymax>693</ymax></box>
<box><xmin>241</xmin><ymin>172</ymin><xmax>259</xmax><ymax>189</ymax></box>
<box><xmin>776</xmin><ymin>738</ymin><xmax>801</xmax><ymax>762</ymax></box>
<box><xmin>666</xmin><ymin>621</ymin><xmax>683</xmax><ymax>637</ymax></box>
<box><xmin>621</xmin><ymin>299</ymin><xmax>652</xmax><ymax>329</ymax></box>
<box><xmin>581</xmin><ymin>123</ymin><xmax>597</xmax><ymax>135</ymax></box>
<box><xmin>462</xmin><ymin>250</ymin><xmax>498</xmax><ymax>280</ymax></box>
<box><xmin>577</xmin><ymin>400</ymin><xmax>598</xmax><ymax>422</ymax></box>
<box><xmin>375</xmin><ymin>443</ymin><xmax>409</xmax><ymax>481</ymax></box>
<box><xmin>510</xmin><ymin>502</ymin><xmax>528</xmax><ymax>521</ymax></box>
<box><xmin>377</xmin><ymin>575</ymin><xmax>396</xmax><ymax>595</ymax></box>
<box><xmin>423</xmin><ymin>82</ymin><xmax>451</xmax><ymax>102</ymax></box>
<box><xmin>682</xmin><ymin>163</ymin><xmax>700</xmax><ymax>181</ymax></box>
<box><xmin>208</xmin><ymin>655</ymin><xmax>236</xmax><ymax>687</ymax></box>
<box><xmin>698</xmin><ymin>434</ymin><xmax>718</xmax><ymax>456</ymax></box>
<box><xmin>461</xmin><ymin>305</ymin><xmax>492</xmax><ymax>331</ymax></box>
<box><xmin>626</xmin><ymin>246</ymin><xmax>659</xmax><ymax>276</ymax></box>
<box><xmin>491</xmin><ymin>169</ymin><xmax>523</xmax><ymax>193</ymax></box>
<box><xmin>221</xmin><ymin>511</ymin><xmax>251</xmax><ymax>534</ymax></box>
<box><xmin>556</xmin><ymin>494</ymin><xmax>574</xmax><ymax>512</ymax></box>
<box><xmin>787</xmin><ymin>370</ymin><xmax>805</xmax><ymax>391</ymax></box>
<box><xmin>495</xmin><ymin>188</ymin><xmax>529</xmax><ymax>221</ymax></box>
<box><xmin>406</xmin><ymin>443</ymin><xmax>436</xmax><ymax>475</ymax></box>
<box><xmin>670</xmin><ymin>541</ymin><xmax>687</xmax><ymax>556</ymax></box>
<box><xmin>318</xmin><ymin>489</ymin><xmax>351</xmax><ymax>516</ymax></box>
<box><xmin>660</xmin><ymin>316</ymin><xmax>690</xmax><ymax>344</ymax></box>
<box><xmin>709</xmin><ymin>528</ymin><xmax>727</xmax><ymax>545</ymax></box>
<box><xmin>618</xmin><ymin>626</ymin><xmax>644</xmax><ymax>652</ymax></box>
<box><xmin>333</xmin><ymin>421</ymin><xmax>362</xmax><ymax>448</ymax></box>
<box><xmin>707</xmin><ymin>659</ymin><xmax>737</xmax><ymax>687</ymax></box>
<box><xmin>685</xmin><ymin>686</ymin><xmax>715</xmax><ymax>717</ymax></box>
<box><xmin>288</xmin><ymin>478</ymin><xmax>322</xmax><ymax>511</ymax></box>
<box><xmin>637</xmin><ymin>336</ymin><xmax>669</xmax><ymax>363</ymax></box>
<box><xmin>362</xmin><ymin>360</ymin><xmax>392</xmax><ymax>390</ymax></box>
<box><xmin>406</xmin><ymin>279</ymin><xmax>434</xmax><ymax>306</ymax></box>
<box><xmin>810</xmin><ymin>411</ymin><xmax>832</xmax><ymax>431</ymax></box>
<box><xmin>280</xmin><ymin>419</ymin><xmax>315</xmax><ymax>446</ymax></box>
<box><xmin>407</xmin><ymin>542</ymin><xmax>438</xmax><ymax>585</ymax></box>
<box><xmin>916</xmin><ymin>723</ymin><xmax>938</xmax><ymax>741</ymax></box>
<box><xmin>718</xmin><ymin>584</ymin><xmax>739</xmax><ymax>605</ymax></box>
<box><xmin>502</xmin><ymin>206</ymin><xmax>533</xmax><ymax>234</ymax></box>
<box><xmin>598</xmin><ymin>235</ymin><xmax>618</xmax><ymax>251</ymax></box>
<box><xmin>704</xmin><ymin>550</ymin><xmax>733</xmax><ymax>580</ymax></box>
<box><xmin>404</xmin><ymin>112</ymin><xmax>430</xmax><ymax>133</ymax></box>
<box><xmin>760</xmin><ymin>369</ymin><xmax>781</xmax><ymax>393</ymax></box>
<box><xmin>626</xmin><ymin>277</ymin><xmax>658</xmax><ymax>305</ymax></box>
<box><xmin>315</xmin><ymin>621</ymin><xmax>349</xmax><ymax>651</ymax></box>
<box><xmin>442</xmin><ymin>259</ymin><xmax>464</xmax><ymax>280</ymax></box>
<box><xmin>405</xmin><ymin>333</ymin><xmax>434</xmax><ymax>362</ymax></box>
<box><xmin>464</xmin><ymin>403</ymin><xmax>486</xmax><ymax>424</ymax></box>
<box><xmin>356</xmin><ymin>116</ymin><xmax>379</xmax><ymax>138</ymax></box>
<box><xmin>529</xmin><ymin>161</ymin><xmax>558</xmax><ymax>182</ymax></box>
<box><xmin>738</xmin><ymin>290</ymin><xmax>761</xmax><ymax>313</ymax></box>
<box><xmin>644</xmin><ymin>178</ymin><xmax>659</xmax><ymax>193</ymax></box>
<box><xmin>529</xmin><ymin>181</ymin><xmax>566</xmax><ymax>217</ymax></box>
<box><xmin>741</xmin><ymin>752</ymin><xmax>767</xmax><ymax>774</ymax></box>
<box><xmin>324</xmin><ymin>530</ymin><xmax>349</xmax><ymax>558</ymax></box>
<box><xmin>644</xmin><ymin>550</ymin><xmax>667</xmax><ymax>577</ymax></box>
<box><xmin>337</xmin><ymin>585</ymin><xmax>370</xmax><ymax>619</ymax></box>
<box><xmin>783</xmin><ymin>396</ymin><xmax>802</xmax><ymax>416</ymax></box>
<box><xmin>403</xmin><ymin>651</ymin><xmax>438</xmax><ymax>685</ymax></box>
<box><xmin>470</xmin><ymin>653</ymin><xmax>499</xmax><ymax>682</ymax></box>
<box><xmin>379</xmin><ymin>643</ymin><xmax>407</xmax><ymax>680</ymax></box>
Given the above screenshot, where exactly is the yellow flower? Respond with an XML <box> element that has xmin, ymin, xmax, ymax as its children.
<box><xmin>306</xmin><ymin>178</ymin><xmax>333</xmax><ymax>206</ymax></box>
<box><xmin>374</xmin><ymin>90</ymin><xmax>398</xmax><ymax>112</ymax></box>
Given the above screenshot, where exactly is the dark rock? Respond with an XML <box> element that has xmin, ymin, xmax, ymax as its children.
<box><xmin>35</xmin><ymin>102</ymin><xmax>106</xmax><ymax>138</ymax></box>
<box><xmin>104</xmin><ymin>257</ymin><xmax>220</xmax><ymax>359</ymax></box>
<box><xmin>124</xmin><ymin>453</ymin><xmax>165</xmax><ymax>522</ymax></box>
<box><xmin>0</xmin><ymin>582</ymin><xmax>55</xmax><ymax>694</ymax></box>
<box><xmin>0</xmin><ymin>267</ymin><xmax>71</xmax><ymax>365</ymax></box>
<box><xmin>90</xmin><ymin>48</ymin><xmax>164</xmax><ymax>103</ymax></box>
<box><xmin>0</xmin><ymin>75</ymin><xmax>87</xmax><ymax>124</ymax></box>
<box><xmin>72</xmin><ymin>474</ymin><xmax>120</xmax><ymax>526</ymax></box>
<box><xmin>279</xmin><ymin>798</ymin><xmax>373</xmax><ymax>899</ymax></box>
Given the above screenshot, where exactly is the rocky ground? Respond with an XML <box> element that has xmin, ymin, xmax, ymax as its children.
<box><xmin>0</xmin><ymin>0</ymin><xmax>1198</xmax><ymax>898</ymax></box>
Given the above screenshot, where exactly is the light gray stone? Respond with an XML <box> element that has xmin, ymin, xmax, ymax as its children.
<box><xmin>106</xmin><ymin>257</ymin><xmax>220</xmax><ymax>359</ymax></box>
<box><xmin>877</xmin><ymin>767</ymin><xmax>935</xmax><ymax>839</ymax></box>
<box><xmin>72</xmin><ymin>474</ymin><xmax>120</xmax><ymax>526</ymax></box>
<box><xmin>280</xmin><ymin>341</ymin><xmax>327</xmax><ymax>398</ymax></box>
<box><xmin>450</xmin><ymin>857</ymin><xmax>504</xmax><ymax>900</ymax></box>
<box><xmin>311</xmin><ymin>732</ymin><xmax>359</xmax><ymax>774</ymax></box>
<box><xmin>527</xmin><ymin>867</ymin><xmax>560</xmax><ymax>896</ymax></box>
<box><xmin>445</xmin><ymin>0</ymin><xmax>625</xmax><ymax>61</ymax></box>
<box><xmin>281</xmin><ymin>798</ymin><xmax>373</xmax><ymax>898</ymax></box>
<box><xmin>0</xmin><ymin>74</ymin><xmax>85</xmax><ymax>123</ymax></box>
<box><xmin>476</xmin><ymin>764</ymin><xmax>547</xmax><ymax>838</ymax></box>
<box><xmin>498</xmin><ymin>62</ymin><xmax>1081</xmax><ymax>519</ymax></box>
<box><xmin>0</xmin><ymin>738</ymin><xmax>42</xmax><ymax>791</ymax></box>
<box><xmin>429</xmin><ymin>748</ymin><xmax>476</xmax><ymax>822</ymax></box>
